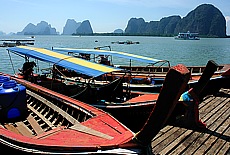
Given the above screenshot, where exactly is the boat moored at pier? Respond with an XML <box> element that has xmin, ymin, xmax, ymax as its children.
<box><xmin>0</xmin><ymin>60</ymin><xmax>191</xmax><ymax>154</ymax></box>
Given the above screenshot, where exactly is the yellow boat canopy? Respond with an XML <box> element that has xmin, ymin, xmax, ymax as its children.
<box><xmin>7</xmin><ymin>46</ymin><xmax>122</xmax><ymax>77</ymax></box>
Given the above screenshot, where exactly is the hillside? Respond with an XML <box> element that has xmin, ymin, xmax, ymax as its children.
<box><xmin>17</xmin><ymin>21</ymin><xmax>58</xmax><ymax>35</ymax></box>
<box><xmin>125</xmin><ymin>4</ymin><xmax>226</xmax><ymax>37</ymax></box>
<box><xmin>15</xmin><ymin>4</ymin><xmax>226</xmax><ymax>37</ymax></box>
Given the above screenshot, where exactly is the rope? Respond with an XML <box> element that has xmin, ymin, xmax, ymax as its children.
<box><xmin>53</xmin><ymin>65</ymin><xmax>68</xmax><ymax>79</ymax></box>
<box><xmin>7</xmin><ymin>50</ymin><xmax>16</xmax><ymax>74</ymax></box>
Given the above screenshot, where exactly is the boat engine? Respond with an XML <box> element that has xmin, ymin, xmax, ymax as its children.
<box><xmin>0</xmin><ymin>75</ymin><xmax>27</xmax><ymax>121</ymax></box>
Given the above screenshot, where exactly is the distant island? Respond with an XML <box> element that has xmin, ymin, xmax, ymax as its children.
<box><xmin>124</xmin><ymin>4</ymin><xmax>226</xmax><ymax>38</ymax></box>
<box><xmin>17</xmin><ymin>21</ymin><xmax>58</xmax><ymax>35</ymax></box>
<box><xmin>63</xmin><ymin>19</ymin><xmax>93</xmax><ymax>35</ymax></box>
<box><xmin>16</xmin><ymin>19</ymin><xmax>93</xmax><ymax>35</ymax></box>
<box><xmin>5</xmin><ymin>4</ymin><xmax>228</xmax><ymax>37</ymax></box>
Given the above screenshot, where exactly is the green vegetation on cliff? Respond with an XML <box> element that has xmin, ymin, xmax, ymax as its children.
<box><xmin>125</xmin><ymin>4</ymin><xmax>226</xmax><ymax>37</ymax></box>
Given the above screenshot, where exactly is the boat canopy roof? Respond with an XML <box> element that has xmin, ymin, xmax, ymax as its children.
<box><xmin>53</xmin><ymin>47</ymin><xmax>169</xmax><ymax>65</ymax></box>
<box><xmin>7</xmin><ymin>46</ymin><xmax>122</xmax><ymax>77</ymax></box>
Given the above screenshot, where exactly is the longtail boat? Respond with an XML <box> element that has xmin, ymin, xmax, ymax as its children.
<box><xmin>6</xmin><ymin>46</ymin><xmax>166</xmax><ymax>131</ymax></box>
<box><xmin>0</xmin><ymin>62</ymin><xmax>191</xmax><ymax>154</ymax></box>
<box><xmin>6</xmin><ymin>46</ymin><xmax>227</xmax><ymax>132</ymax></box>
<box><xmin>52</xmin><ymin>47</ymin><xmax>227</xmax><ymax>93</ymax></box>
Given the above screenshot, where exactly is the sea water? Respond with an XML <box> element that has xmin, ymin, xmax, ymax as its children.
<box><xmin>0</xmin><ymin>35</ymin><xmax>229</xmax><ymax>75</ymax></box>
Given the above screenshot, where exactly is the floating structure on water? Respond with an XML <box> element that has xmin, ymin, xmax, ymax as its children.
<box><xmin>0</xmin><ymin>39</ymin><xmax>35</xmax><ymax>47</ymax></box>
<box><xmin>111</xmin><ymin>40</ymin><xmax>140</xmax><ymax>44</ymax></box>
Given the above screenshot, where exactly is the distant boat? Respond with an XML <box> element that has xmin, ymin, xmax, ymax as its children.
<box><xmin>175</xmin><ymin>31</ymin><xmax>200</xmax><ymax>40</ymax></box>
<box><xmin>111</xmin><ymin>40</ymin><xmax>140</xmax><ymax>44</ymax></box>
<box><xmin>0</xmin><ymin>39</ymin><xmax>35</xmax><ymax>47</ymax></box>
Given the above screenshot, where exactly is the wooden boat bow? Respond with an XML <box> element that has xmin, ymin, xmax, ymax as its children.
<box><xmin>134</xmin><ymin>64</ymin><xmax>191</xmax><ymax>145</ymax></box>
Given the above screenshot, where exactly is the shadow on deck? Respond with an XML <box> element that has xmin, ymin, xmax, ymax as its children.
<box><xmin>151</xmin><ymin>88</ymin><xmax>230</xmax><ymax>154</ymax></box>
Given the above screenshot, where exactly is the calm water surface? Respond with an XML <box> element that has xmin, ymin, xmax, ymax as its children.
<box><xmin>0</xmin><ymin>35</ymin><xmax>229</xmax><ymax>75</ymax></box>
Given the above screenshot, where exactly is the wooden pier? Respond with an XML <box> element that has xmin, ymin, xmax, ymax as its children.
<box><xmin>151</xmin><ymin>88</ymin><xmax>229</xmax><ymax>154</ymax></box>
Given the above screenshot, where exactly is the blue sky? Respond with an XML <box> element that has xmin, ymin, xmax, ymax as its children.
<box><xmin>0</xmin><ymin>0</ymin><xmax>230</xmax><ymax>34</ymax></box>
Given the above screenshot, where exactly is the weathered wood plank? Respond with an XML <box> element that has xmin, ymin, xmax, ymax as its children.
<box><xmin>153</xmin><ymin>127</ymin><xmax>189</xmax><ymax>153</ymax></box>
<box><xmin>199</xmin><ymin>97</ymin><xmax>223</xmax><ymax>119</ymax></box>
<box><xmin>202</xmin><ymin>122</ymin><xmax>230</xmax><ymax>154</ymax></box>
<box><xmin>27</xmin><ymin>89</ymin><xmax>80</xmax><ymax>125</ymax></box>
<box><xmin>151</xmin><ymin>88</ymin><xmax>230</xmax><ymax>155</ymax></box>
<box><xmin>169</xmin><ymin>130</ymin><xmax>201</xmax><ymax>154</ymax></box>
<box><xmin>4</xmin><ymin>124</ymin><xmax>21</xmax><ymax>135</ymax></box>
<box><xmin>205</xmin><ymin>99</ymin><xmax>229</xmax><ymax>125</ymax></box>
<box><xmin>69</xmin><ymin>124</ymin><xmax>114</xmax><ymax>140</ymax></box>
<box><xmin>151</xmin><ymin>125</ymin><xmax>174</xmax><ymax>141</ymax></box>
<box><xmin>182</xmin><ymin>99</ymin><xmax>229</xmax><ymax>154</ymax></box>
<box><xmin>15</xmin><ymin>122</ymin><xmax>33</xmax><ymax>137</ymax></box>
<box><xmin>192</xmin><ymin>105</ymin><xmax>230</xmax><ymax>154</ymax></box>
<box><xmin>151</xmin><ymin>127</ymin><xmax>179</xmax><ymax>149</ymax></box>
<box><xmin>179</xmin><ymin>90</ymin><xmax>229</xmax><ymax>154</ymax></box>
<box><xmin>27</xmin><ymin>114</ymin><xmax>44</xmax><ymax>135</ymax></box>
<box><xmin>199</xmin><ymin>95</ymin><xmax>216</xmax><ymax>108</ymax></box>
<box><xmin>28</xmin><ymin>104</ymin><xmax>55</xmax><ymax>129</ymax></box>
<box><xmin>200</xmin><ymin>97</ymin><xmax>229</xmax><ymax>123</ymax></box>
<box><xmin>217</xmin><ymin>140</ymin><xmax>230</xmax><ymax>155</ymax></box>
<box><xmin>26</xmin><ymin>89</ymin><xmax>114</xmax><ymax>140</ymax></box>
<box><xmin>158</xmin><ymin>129</ymin><xmax>193</xmax><ymax>154</ymax></box>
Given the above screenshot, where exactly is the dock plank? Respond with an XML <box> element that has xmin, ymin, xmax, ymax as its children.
<box><xmin>151</xmin><ymin>88</ymin><xmax>230</xmax><ymax>155</ymax></box>
<box><xmin>180</xmin><ymin>91</ymin><xmax>229</xmax><ymax>154</ymax></box>
<box><xmin>158</xmin><ymin>128</ymin><xmax>193</xmax><ymax>154</ymax></box>
<box><xmin>151</xmin><ymin>127</ymin><xmax>179</xmax><ymax>149</ymax></box>
<box><xmin>202</xmin><ymin>121</ymin><xmax>229</xmax><ymax>154</ymax></box>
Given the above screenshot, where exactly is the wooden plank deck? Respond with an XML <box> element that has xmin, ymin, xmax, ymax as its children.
<box><xmin>151</xmin><ymin>88</ymin><xmax>230</xmax><ymax>155</ymax></box>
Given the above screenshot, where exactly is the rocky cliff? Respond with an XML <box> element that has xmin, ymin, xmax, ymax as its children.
<box><xmin>18</xmin><ymin>19</ymin><xmax>93</xmax><ymax>35</ymax></box>
<box><xmin>17</xmin><ymin>21</ymin><xmax>58</xmax><ymax>35</ymax></box>
<box><xmin>125</xmin><ymin>4</ymin><xmax>226</xmax><ymax>37</ymax></box>
<box><xmin>174</xmin><ymin>4</ymin><xmax>226</xmax><ymax>37</ymax></box>
<box><xmin>75</xmin><ymin>20</ymin><xmax>93</xmax><ymax>34</ymax></box>
<box><xmin>62</xmin><ymin>19</ymin><xmax>81</xmax><ymax>35</ymax></box>
<box><xmin>62</xmin><ymin>19</ymin><xmax>93</xmax><ymax>35</ymax></box>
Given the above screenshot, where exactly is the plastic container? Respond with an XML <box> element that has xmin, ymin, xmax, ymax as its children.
<box><xmin>0</xmin><ymin>75</ymin><xmax>10</xmax><ymax>84</ymax></box>
<box><xmin>0</xmin><ymin>76</ymin><xmax>27</xmax><ymax>121</ymax></box>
